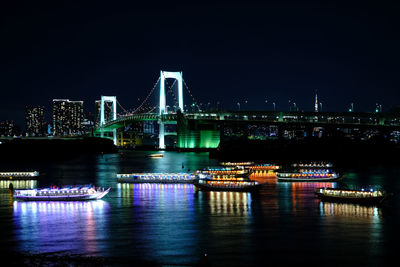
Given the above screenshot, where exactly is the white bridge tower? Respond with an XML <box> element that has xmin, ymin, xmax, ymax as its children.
<box><xmin>158</xmin><ymin>71</ymin><xmax>184</xmax><ymax>149</ymax></box>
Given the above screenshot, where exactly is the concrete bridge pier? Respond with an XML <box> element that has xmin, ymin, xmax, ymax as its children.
<box><xmin>158</xmin><ymin>120</ymin><xmax>165</xmax><ymax>149</ymax></box>
<box><xmin>119</xmin><ymin>131</ymin><xmax>124</xmax><ymax>146</ymax></box>
<box><xmin>112</xmin><ymin>129</ymin><xmax>117</xmax><ymax>146</ymax></box>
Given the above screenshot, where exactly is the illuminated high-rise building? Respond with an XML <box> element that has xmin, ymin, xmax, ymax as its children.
<box><xmin>52</xmin><ymin>99</ymin><xmax>84</xmax><ymax>136</ymax></box>
<box><xmin>53</xmin><ymin>99</ymin><xmax>69</xmax><ymax>136</ymax></box>
<box><xmin>0</xmin><ymin>120</ymin><xmax>15</xmax><ymax>137</ymax></box>
<box><xmin>69</xmin><ymin>100</ymin><xmax>84</xmax><ymax>134</ymax></box>
<box><xmin>314</xmin><ymin>91</ymin><xmax>318</xmax><ymax>112</ymax></box>
<box><xmin>25</xmin><ymin>106</ymin><xmax>44</xmax><ymax>136</ymax></box>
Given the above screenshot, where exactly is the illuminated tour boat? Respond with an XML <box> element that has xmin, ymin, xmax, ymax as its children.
<box><xmin>196</xmin><ymin>167</ymin><xmax>249</xmax><ymax>177</ymax></box>
<box><xmin>315</xmin><ymin>187</ymin><xmax>387</xmax><ymax>204</ymax></box>
<box><xmin>0</xmin><ymin>171</ymin><xmax>39</xmax><ymax>179</ymax></box>
<box><xmin>220</xmin><ymin>161</ymin><xmax>254</xmax><ymax>166</ymax></box>
<box><xmin>248</xmin><ymin>164</ymin><xmax>280</xmax><ymax>171</ymax></box>
<box><xmin>248</xmin><ymin>163</ymin><xmax>281</xmax><ymax>175</ymax></box>
<box><xmin>291</xmin><ymin>162</ymin><xmax>333</xmax><ymax>168</ymax></box>
<box><xmin>276</xmin><ymin>169</ymin><xmax>340</xmax><ymax>182</ymax></box>
<box><xmin>194</xmin><ymin>176</ymin><xmax>261</xmax><ymax>192</ymax></box>
<box><xmin>146</xmin><ymin>153</ymin><xmax>164</xmax><ymax>158</ymax></box>
<box><xmin>13</xmin><ymin>185</ymin><xmax>110</xmax><ymax>201</ymax></box>
<box><xmin>116</xmin><ymin>173</ymin><xmax>197</xmax><ymax>183</ymax></box>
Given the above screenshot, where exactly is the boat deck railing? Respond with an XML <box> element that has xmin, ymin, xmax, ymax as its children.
<box><xmin>278</xmin><ymin>172</ymin><xmax>337</xmax><ymax>178</ymax></box>
<box><xmin>117</xmin><ymin>173</ymin><xmax>197</xmax><ymax>180</ymax></box>
<box><xmin>317</xmin><ymin>188</ymin><xmax>385</xmax><ymax>198</ymax></box>
<box><xmin>199</xmin><ymin>179</ymin><xmax>258</xmax><ymax>187</ymax></box>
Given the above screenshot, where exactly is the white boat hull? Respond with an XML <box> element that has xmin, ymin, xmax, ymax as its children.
<box><xmin>14</xmin><ymin>188</ymin><xmax>111</xmax><ymax>201</ymax></box>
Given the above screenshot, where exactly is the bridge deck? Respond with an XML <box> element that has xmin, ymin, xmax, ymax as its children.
<box><xmin>98</xmin><ymin>111</ymin><xmax>400</xmax><ymax>131</ymax></box>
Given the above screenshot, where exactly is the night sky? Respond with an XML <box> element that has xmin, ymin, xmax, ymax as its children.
<box><xmin>1</xmin><ymin>0</ymin><xmax>400</xmax><ymax>126</ymax></box>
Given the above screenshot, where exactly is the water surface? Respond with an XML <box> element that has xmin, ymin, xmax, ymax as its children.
<box><xmin>0</xmin><ymin>151</ymin><xmax>399</xmax><ymax>266</ymax></box>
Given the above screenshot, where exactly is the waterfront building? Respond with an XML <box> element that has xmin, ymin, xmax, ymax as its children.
<box><xmin>52</xmin><ymin>99</ymin><xmax>84</xmax><ymax>136</ymax></box>
<box><xmin>143</xmin><ymin>121</ymin><xmax>156</xmax><ymax>134</ymax></box>
<box><xmin>69</xmin><ymin>101</ymin><xmax>84</xmax><ymax>135</ymax></box>
<box><xmin>82</xmin><ymin>118</ymin><xmax>94</xmax><ymax>134</ymax></box>
<box><xmin>0</xmin><ymin>120</ymin><xmax>15</xmax><ymax>137</ymax></box>
<box><xmin>25</xmin><ymin>106</ymin><xmax>44</xmax><ymax>136</ymax></box>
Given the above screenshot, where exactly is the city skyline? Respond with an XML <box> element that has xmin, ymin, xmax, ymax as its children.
<box><xmin>0</xmin><ymin>91</ymin><xmax>398</xmax><ymax>134</ymax></box>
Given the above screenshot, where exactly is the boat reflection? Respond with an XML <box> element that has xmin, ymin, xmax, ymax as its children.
<box><xmin>207</xmin><ymin>191</ymin><xmax>252</xmax><ymax>216</ymax></box>
<box><xmin>117</xmin><ymin>183</ymin><xmax>194</xmax><ymax>207</ymax></box>
<box><xmin>13</xmin><ymin>200</ymin><xmax>110</xmax><ymax>255</ymax></box>
<box><xmin>319</xmin><ymin>201</ymin><xmax>382</xmax><ymax>218</ymax></box>
<box><xmin>278</xmin><ymin>182</ymin><xmax>337</xmax><ymax>212</ymax></box>
<box><xmin>291</xmin><ymin>182</ymin><xmax>336</xmax><ymax>190</ymax></box>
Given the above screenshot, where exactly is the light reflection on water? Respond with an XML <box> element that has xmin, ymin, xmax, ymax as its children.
<box><xmin>207</xmin><ymin>191</ymin><xmax>252</xmax><ymax>216</ymax></box>
<box><xmin>319</xmin><ymin>201</ymin><xmax>382</xmax><ymax>218</ymax></box>
<box><xmin>0</xmin><ymin>152</ymin><xmax>397</xmax><ymax>266</ymax></box>
<box><xmin>13</xmin><ymin>200</ymin><xmax>110</xmax><ymax>256</ymax></box>
<box><xmin>114</xmin><ymin>183</ymin><xmax>197</xmax><ymax>265</ymax></box>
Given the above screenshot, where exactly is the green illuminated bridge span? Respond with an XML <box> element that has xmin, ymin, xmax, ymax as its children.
<box><xmin>97</xmin><ymin>110</ymin><xmax>400</xmax><ymax>149</ymax></box>
<box><xmin>94</xmin><ymin>70</ymin><xmax>400</xmax><ymax>149</ymax></box>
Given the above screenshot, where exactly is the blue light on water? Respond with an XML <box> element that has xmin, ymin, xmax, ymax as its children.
<box><xmin>13</xmin><ymin>200</ymin><xmax>110</xmax><ymax>255</ymax></box>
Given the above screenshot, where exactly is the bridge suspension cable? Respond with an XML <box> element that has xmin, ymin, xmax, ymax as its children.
<box><xmin>130</xmin><ymin>77</ymin><xmax>161</xmax><ymax>114</ymax></box>
<box><xmin>116</xmin><ymin>100</ymin><xmax>130</xmax><ymax>116</ymax></box>
<box><xmin>145</xmin><ymin>105</ymin><xmax>157</xmax><ymax>113</ymax></box>
<box><xmin>113</xmin><ymin>74</ymin><xmax>201</xmax><ymax>117</ymax></box>
<box><xmin>182</xmin><ymin>78</ymin><xmax>201</xmax><ymax>111</ymax></box>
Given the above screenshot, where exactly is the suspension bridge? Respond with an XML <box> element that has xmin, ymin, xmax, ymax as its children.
<box><xmin>94</xmin><ymin>71</ymin><xmax>400</xmax><ymax>149</ymax></box>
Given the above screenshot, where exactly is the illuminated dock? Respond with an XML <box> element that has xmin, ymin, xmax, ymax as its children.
<box><xmin>0</xmin><ymin>171</ymin><xmax>39</xmax><ymax>179</ymax></box>
<box><xmin>116</xmin><ymin>173</ymin><xmax>197</xmax><ymax>183</ymax></box>
<box><xmin>0</xmin><ymin>179</ymin><xmax>37</xmax><ymax>189</ymax></box>
<box><xmin>0</xmin><ymin>172</ymin><xmax>39</xmax><ymax>189</ymax></box>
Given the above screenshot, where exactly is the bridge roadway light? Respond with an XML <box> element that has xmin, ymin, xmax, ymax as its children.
<box><xmin>349</xmin><ymin>102</ymin><xmax>354</xmax><ymax>112</ymax></box>
<box><xmin>375</xmin><ymin>103</ymin><xmax>380</xmax><ymax>113</ymax></box>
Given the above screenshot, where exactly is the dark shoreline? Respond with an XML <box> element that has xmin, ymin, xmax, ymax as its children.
<box><xmin>209</xmin><ymin>137</ymin><xmax>400</xmax><ymax>168</ymax></box>
<box><xmin>1</xmin><ymin>136</ymin><xmax>399</xmax><ymax>168</ymax></box>
<box><xmin>0</xmin><ymin>137</ymin><xmax>118</xmax><ymax>161</ymax></box>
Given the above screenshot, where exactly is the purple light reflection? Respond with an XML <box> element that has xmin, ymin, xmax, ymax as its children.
<box><xmin>13</xmin><ymin>200</ymin><xmax>110</xmax><ymax>256</ymax></box>
<box><xmin>115</xmin><ymin>183</ymin><xmax>197</xmax><ymax>264</ymax></box>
